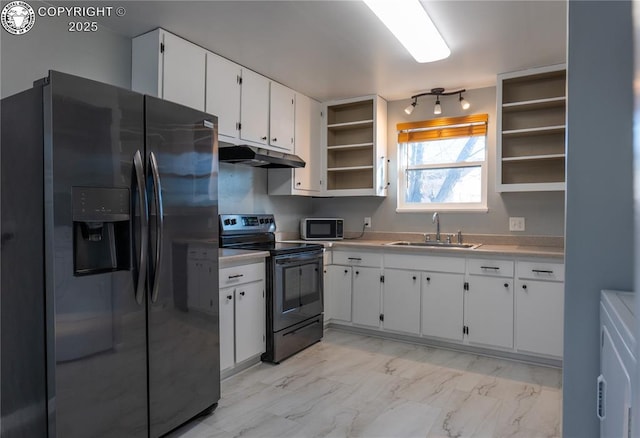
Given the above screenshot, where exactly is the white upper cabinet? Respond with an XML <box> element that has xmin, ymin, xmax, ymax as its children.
<box><xmin>132</xmin><ymin>29</ymin><xmax>206</xmax><ymax>112</ymax></box>
<box><xmin>269</xmin><ymin>82</ymin><xmax>295</xmax><ymax>152</ymax></box>
<box><xmin>240</xmin><ymin>69</ymin><xmax>270</xmax><ymax>145</ymax></box>
<box><xmin>268</xmin><ymin>93</ymin><xmax>322</xmax><ymax>195</ymax></box>
<box><xmin>206</xmin><ymin>52</ymin><xmax>241</xmax><ymax>139</ymax></box>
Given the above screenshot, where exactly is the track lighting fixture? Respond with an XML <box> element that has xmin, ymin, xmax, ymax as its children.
<box><xmin>405</xmin><ymin>88</ymin><xmax>470</xmax><ymax>115</ymax></box>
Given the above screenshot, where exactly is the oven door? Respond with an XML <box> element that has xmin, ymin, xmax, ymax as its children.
<box><xmin>273</xmin><ymin>250</ymin><xmax>323</xmax><ymax>332</ymax></box>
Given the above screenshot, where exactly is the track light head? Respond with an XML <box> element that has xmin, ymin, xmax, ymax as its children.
<box><xmin>404</xmin><ymin>98</ymin><xmax>417</xmax><ymax>115</ymax></box>
<box><xmin>433</xmin><ymin>97</ymin><xmax>442</xmax><ymax>115</ymax></box>
<box><xmin>459</xmin><ymin>93</ymin><xmax>470</xmax><ymax>110</ymax></box>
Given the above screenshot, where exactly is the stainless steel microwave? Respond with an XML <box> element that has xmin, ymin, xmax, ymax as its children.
<box><xmin>300</xmin><ymin>218</ymin><xmax>344</xmax><ymax>240</ymax></box>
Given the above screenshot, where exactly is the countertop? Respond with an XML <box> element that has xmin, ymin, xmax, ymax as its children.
<box><xmin>281</xmin><ymin>239</ymin><xmax>564</xmax><ymax>260</ymax></box>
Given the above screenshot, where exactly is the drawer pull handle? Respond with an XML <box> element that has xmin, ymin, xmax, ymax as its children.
<box><xmin>522</xmin><ymin>284</ymin><xmax>527</xmax><ymax>290</ymax></box>
<box><xmin>347</xmin><ymin>257</ymin><xmax>362</xmax><ymax>261</ymax></box>
<box><xmin>504</xmin><ymin>283</ymin><xmax>509</xmax><ymax>288</ymax></box>
<box><xmin>412</xmin><ymin>276</ymin><xmax>416</xmax><ymax>281</ymax></box>
<box><xmin>239</xmin><ymin>291</ymin><xmax>245</xmax><ymax>296</ymax></box>
<box><xmin>480</xmin><ymin>266</ymin><xmax>500</xmax><ymax>270</ymax></box>
<box><xmin>426</xmin><ymin>277</ymin><xmax>431</xmax><ymax>282</ymax></box>
<box><xmin>228</xmin><ymin>274</ymin><xmax>244</xmax><ymax>279</ymax></box>
<box><xmin>226</xmin><ymin>295</ymin><xmax>233</xmax><ymax>300</ymax></box>
<box><xmin>344</xmin><ymin>269</ymin><xmax>348</xmax><ymax>274</ymax></box>
<box><xmin>532</xmin><ymin>269</ymin><xmax>554</xmax><ymax>274</ymax></box>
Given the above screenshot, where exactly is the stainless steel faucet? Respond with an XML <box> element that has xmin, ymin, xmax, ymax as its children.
<box><xmin>432</xmin><ymin>212</ymin><xmax>440</xmax><ymax>241</ymax></box>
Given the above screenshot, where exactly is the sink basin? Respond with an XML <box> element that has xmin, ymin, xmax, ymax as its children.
<box><xmin>386</xmin><ymin>241</ymin><xmax>481</xmax><ymax>249</ymax></box>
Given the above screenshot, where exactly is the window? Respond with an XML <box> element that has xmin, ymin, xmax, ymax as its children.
<box><xmin>397</xmin><ymin>114</ymin><xmax>488</xmax><ymax>212</ymax></box>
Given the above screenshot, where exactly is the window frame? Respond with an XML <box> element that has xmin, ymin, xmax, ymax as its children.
<box><xmin>396</xmin><ymin>115</ymin><xmax>489</xmax><ymax>213</ymax></box>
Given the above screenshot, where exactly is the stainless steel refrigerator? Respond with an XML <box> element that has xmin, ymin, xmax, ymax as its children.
<box><xmin>1</xmin><ymin>71</ymin><xmax>220</xmax><ymax>437</ymax></box>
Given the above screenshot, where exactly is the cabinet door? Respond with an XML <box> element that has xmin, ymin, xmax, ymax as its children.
<box><xmin>383</xmin><ymin>269</ymin><xmax>420</xmax><ymax>334</ymax></box>
<box><xmin>516</xmin><ymin>280</ymin><xmax>563</xmax><ymax>357</ymax></box>
<box><xmin>206</xmin><ymin>53</ymin><xmax>241</xmax><ymax>138</ymax></box>
<box><xmin>235</xmin><ymin>280</ymin><xmax>266</xmax><ymax>363</ymax></box>
<box><xmin>219</xmin><ymin>287</ymin><xmax>235</xmax><ymax>371</ymax></box>
<box><xmin>422</xmin><ymin>272</ymin><xmax>464</xmax><ymax>342</ymax></box>
<box><xmin>325</xmin><ymin>265</ymin><xmax>352</xmax><ymax>322</ymax></box>
<box><xmin>293</xmin><ymin>94</ymin><xmax>321</xmax><ymax>192</ymax></box>
<box><xmin>240</xmin><ymin>69</ymin><xmax>269</xmax><ymax>145</ymax></box>
<box><xmin>352</xmin><ymin>267</ymin><xmax>381</xmax><ymax>328</ymax></box>
<box><xmin>269</xmin><ymin>82</ymin><xmax>295</xmax><ymax>152</ymax></box>
<box><xmin>161</xmin><ymin>31</ymin><xmax>206</xmax><ymax>111</ymax></box>
<box><xmin>466</xmin><ymin>276</ymin><xmax>514</xmax><ymax>349</ymax></box>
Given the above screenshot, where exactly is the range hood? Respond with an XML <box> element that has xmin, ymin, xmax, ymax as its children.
<box><xmin>218</xmin><ymin>145</ymin><xmax>305</xmax><ymax>168</ymax></box>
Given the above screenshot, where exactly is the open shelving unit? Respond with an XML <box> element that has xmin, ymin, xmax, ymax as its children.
<box><xmin>322</xmin><ymin>96</ymin><xmax>387</xmax><ymax>196</ymax></box>
<box><xmin>497</xmin><ymin>65</ymin><xmax>567</xmax><ymax>192</ymax></box>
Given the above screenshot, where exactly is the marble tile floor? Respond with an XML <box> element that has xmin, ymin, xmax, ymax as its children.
<box><xmin>168</xmin><ymin>329</ymin><xmax>562</xmax><ymax>438</ymax></box>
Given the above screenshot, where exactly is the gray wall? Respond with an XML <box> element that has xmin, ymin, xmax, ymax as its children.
<box><xmin>564</xmin><ymin>2</ymin><xmax>634</xmax><ymax>437</ymax></box>
<box><xmin>0</xmin><ymin>1</ymin><xmax>131</xmax><ymax>98</ymax></box>
<box><xmin>219</xmin><ymin>163</ymin><xmax>312</xmax><ymax>231</ymax></box>
<box><xmin>312</xmin><ymin>86</ymin><xmax>565</xmax><ymax>236</ymax></box>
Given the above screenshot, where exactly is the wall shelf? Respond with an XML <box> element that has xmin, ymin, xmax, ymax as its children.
<box><xmin>322</xmin><ymin>96</ymin><xmax>387</xmax><ymax>195</ymax></box>
<box><xmin>497</xmin><ymin>65</ymin><xmax>567</xmax><ymax>192</ymax></box>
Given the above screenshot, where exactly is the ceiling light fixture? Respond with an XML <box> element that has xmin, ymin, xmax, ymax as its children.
<box><xmin>404</xmin><ymin>97</ymin><xmax>417</xmax><ymax>115</ymax></box>
<box><xmin>406</xmin><ymin>88</ymin><xmax>470</xmax><ymax>115</ymax></box>
<box><xmin>363</xmin><ymin>0</ymin><xmax>450</xmax><ymax>63</ymax></box>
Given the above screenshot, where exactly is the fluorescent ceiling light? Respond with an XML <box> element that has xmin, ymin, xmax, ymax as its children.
<box><xmin>363</xmin><ymin>0</ymin><xmax>450</xmax><ymax>63</ymax></box>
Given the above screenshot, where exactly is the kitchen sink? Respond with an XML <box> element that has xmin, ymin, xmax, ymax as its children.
<box><xmin>386</xmin><ymin>241</ymin><xmax>481</xmax><ymax>249</ymax></box>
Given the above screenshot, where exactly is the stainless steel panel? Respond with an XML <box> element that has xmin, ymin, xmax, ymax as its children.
<box><xmin>271</xmin><ymin>315</ymin><xmax>323</xmax><ymax>363</ymax></box>
<box><xmin>145</xmin><ymin>96</ymin><xmax>220</xmax><ymax>437</ymax></box>
<box><xmin>46</xmin><ymin>71</ymin><xmax>147</xmax><ymax>437</ymax></box>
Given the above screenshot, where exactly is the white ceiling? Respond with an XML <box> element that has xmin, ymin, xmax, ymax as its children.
<box><xmin>98</xmin><ymin>0</ymin><xmax>567</xmax><ymax>102</ymax></box>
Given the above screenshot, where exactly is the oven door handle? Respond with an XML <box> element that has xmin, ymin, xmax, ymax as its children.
<box><xmin>275</xmin><ymin>253</ymin><xmax>323</xmax><ymax>265</ymax></box>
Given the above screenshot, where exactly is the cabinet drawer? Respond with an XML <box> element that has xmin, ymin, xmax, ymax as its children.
<box><xmin>517</xmin><ymin>261</ymin><xmax>564</xmax><ymax>282</ymax></box>
<box><xmin>467</xmin><ymin>258</ymin><xmax>514</xmax><ymax>277</ymax></box>
<box><xmin>332</xmin><ymin>250</ymin><xmax>382</xmax><ymax>267</ymax></box>
<box><xmin>219</xmin><ymin>262</ymin><xmax>264</xmax><ymax>287</ymax></box>
<box><xmin>384</xmin><ymin>253</ymin><xmax>465</xmax><ymax>273</ymax></box>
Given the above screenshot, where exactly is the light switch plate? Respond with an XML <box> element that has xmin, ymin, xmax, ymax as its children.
<box><xmin>509</xmin><ymin>217</ymin><xmax>525</xmax><ymax>232</ymax></box>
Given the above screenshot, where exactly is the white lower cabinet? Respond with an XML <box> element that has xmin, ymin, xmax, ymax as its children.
<box><xmin>219</xmin><ymin>260</ymin><xmax>266</xmax><ymax>374</ymax></box>
<box><xmin>325</xmin><ymin>249</ymin><xmax>563</xmax><ymax>362</ymax></box>
<box><xmin>516</xmin><ymin>280</ymin><xmax>563</xmax><ymax>357</ymax></box>
<box><xmin>325</xmin><ymin>265</ymin><xmax>352</xmax><ymax>322</ymax></box>
<box><xmin>382</xmin><ymin>269</ymin><xmax>420</xmax><ymax>335</ymax></box>
<box><xmin>422</xmin><ymin>272</ymin><xmax>465</xmax><ymax>342</ymax></box>
<box><xmin>515</xmin><ymin>260</ymin><xmax>564</xmax><ymax>357</ymax></box>
<box><xmin>234</xmin><ymin>281</ymin><xmax>266</xmax><ymax>363</ymax></box>
<box><xmin>465</xmin><ymin>259</ymin><xmax>515</xmax><ymax>350</ymax></box>
<box><xmin>219</xmin><ymin>290</ymin><xmax>235</xmax><ymax>371</ymax></box>
<box><xmin>352</xmin><ymin>266</ymin><xmax>382</xmax><ymax>328</ymax></box>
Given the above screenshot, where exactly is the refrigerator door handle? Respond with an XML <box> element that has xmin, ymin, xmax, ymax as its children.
<box><xmin>133</xmin><ymin>150</ymin><xmax>148</xmax><ymax>305</ymax></box>
<box><xmin>149</xmin><ymin>151</ymin><xmax>164</xmax><ymax>303</ymax></box>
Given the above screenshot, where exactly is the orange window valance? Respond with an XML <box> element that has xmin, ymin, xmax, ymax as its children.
<box><xmin>397</xmin><ymin>114</ymin><xmax>488</xmax><ymax>143</ymax></box>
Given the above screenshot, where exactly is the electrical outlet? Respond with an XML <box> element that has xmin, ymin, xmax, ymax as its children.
<box><xmin>364</xmin><ymin>217</ymin><xmax>372</xmax><ymax>228</ymax></box>
<box><xmin>509</xmin><ymin>217</ymin><xmax>525</xmax><ymax>232</ymax></box>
